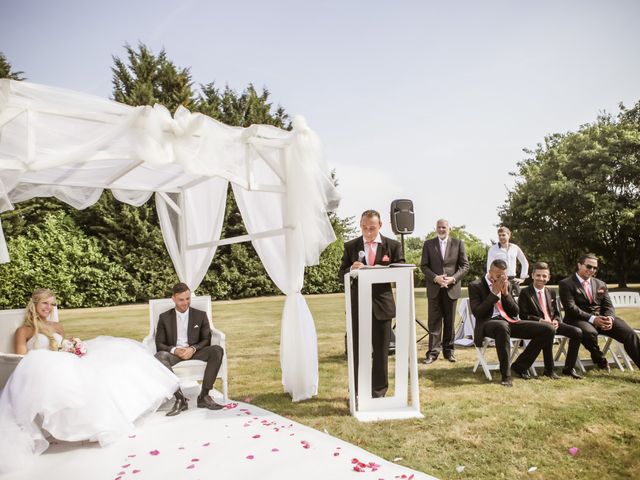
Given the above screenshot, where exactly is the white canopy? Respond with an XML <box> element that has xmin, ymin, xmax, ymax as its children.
<box><xmin>0</xmin><ymin>79</ymin><xmax>340</xmax><ymax>401</ymax></box>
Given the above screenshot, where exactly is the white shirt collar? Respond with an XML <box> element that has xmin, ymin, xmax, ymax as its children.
<box><xmin>365</xmin><ymin>233</ymin><xmax>382</xmax><ymax>244</ymax></box>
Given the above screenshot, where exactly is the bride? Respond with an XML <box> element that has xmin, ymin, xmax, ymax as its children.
<box><xmin>0</xmin><ymin>288</ymin><xmax>180</xmax><ymax>473</ymax></box>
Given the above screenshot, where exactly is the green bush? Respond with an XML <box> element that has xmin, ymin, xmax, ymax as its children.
<box><xmin>0</xmin><ymin>212</ymin><xmax>134</xmax><ymax>308</ymax></box>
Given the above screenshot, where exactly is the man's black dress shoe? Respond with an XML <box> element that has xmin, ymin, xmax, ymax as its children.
<box><xmin>166</xmin><ymin>396</ymin><xmax>188</xmax><ymax>416</ymax></box>
<box><xmin>197</xmin><ymin>395</ymin><xmax>224</xmax><ymax>410</ymax></box>
<box><xmin>423</xmin><ymin>355</ymin><xmax>437</xmax><ymax>365</ymax></box>
<box><xmin>512</xmin><ymin>367</ymin><xmax>531</xmax><ymax>380</ymax></box>
<box><xmin>597</xmin><ymin>359</ymin><xmax>611</xmax><ymax>373</ymax></box>
<box><xmin>445</xmin><ymin>353</ymin><xmax>456</xmax><ymax>363</ymax></box>
<box><xmin>562</xmin><ymin>369</ymin><xmax>584</xmax><ymax>380</ymax></box>
<box><xmin>543</xmin><ymin>370</ymin><xmax>561</xmax><ymax>380</ymax></box>
<box><xmin>500</xmin><ymin>377</ymin><xmax>513</xmax><ymax>387</ymax></box>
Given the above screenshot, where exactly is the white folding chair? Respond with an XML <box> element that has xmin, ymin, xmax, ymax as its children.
<box><xmin>143</xmin><ymin>296</ymin><xmax>228</xmax><ymax>402</ymax></box>
<box><xmin>0</xmin><ymin>307</ymin><xmax>59</xmax><ymax>389</ymax></box>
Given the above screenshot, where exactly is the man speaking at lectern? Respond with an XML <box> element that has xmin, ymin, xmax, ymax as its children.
<box><xmin>339</xmin><ymin>209</ymin><xmax>405</xmax><ymax>398</ymax></box>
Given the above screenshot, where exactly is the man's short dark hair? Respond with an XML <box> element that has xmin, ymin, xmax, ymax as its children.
<box><xmin>578</xmin><ymin>253</ymin><xmax>598</xmax><ymax>264</ymax></box>
<box><xmin>490</xmin><ymin>259</ymin><xmax>508</xmax><ymax>270</ymax></box>
<box><xmin>533</xmin><ymin>261</ymin><xmax>550</xmax><ymax>273</ymax></box>
<box><xmin>360</xmin><ymin>209</ymin><xmax>381</xmax><ymax>222</ymax></box>
<box><xmin>172</xmin><ymin>282</ymin><xmax>191</xmax><ymax>295</ymax></box>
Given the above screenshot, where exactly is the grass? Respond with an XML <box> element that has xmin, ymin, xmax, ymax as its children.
<box><xmin>59</xmin><ymin>289</ymin><xmax>640</xmax><ymax>480</ymax></box>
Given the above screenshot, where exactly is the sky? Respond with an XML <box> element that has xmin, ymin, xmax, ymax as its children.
<box><xmin>2</xmin><ymin>0</ymin><xmax>639</xmax><ymax>243</ymax></box>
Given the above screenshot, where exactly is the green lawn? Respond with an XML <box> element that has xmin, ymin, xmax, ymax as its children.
<box><xmin>60</xmin><ymin>289</ymin><xmax>640</xmax><ymax>480</ymax></box>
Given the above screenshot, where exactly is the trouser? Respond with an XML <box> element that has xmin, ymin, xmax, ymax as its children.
<box><xmin>542</xmin><ymin>322</ymin><xmax>582</xmax><ymax>372</ymax></box>
<box><xmin>427</xmin><ymin>289</ymin><xmax>457</xmax><ymax>358</ymax></box>
<box><xmin>482</xmin><ymin>319</ymin><xmax>555</xmax><ymax>379</ymax></box>
<box><xmin>155</xmin><ymin>345</ymin><xmax>224</xmax><ymax>394</ymax></box>
<box><xmin>351</xmin><ymin>312</ymin><xmax>391</xmax><ymax>398</ymax></box>
<box><xmin>567</xmin><ymin>317</ymin><xmax>640</xmax><ymax>368</ymax></box>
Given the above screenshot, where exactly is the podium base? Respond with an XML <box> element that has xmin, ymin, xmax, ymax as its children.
<box><xmin>353</xmin><ymin>406</ymin><xmax>424</xmax><ymax>422</ymax></box>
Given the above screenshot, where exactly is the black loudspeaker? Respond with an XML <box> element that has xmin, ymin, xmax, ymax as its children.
<box><xmin>390</xmin><ymin>199</ymin><xmax>414</xmax><ymax>235</ymax></box>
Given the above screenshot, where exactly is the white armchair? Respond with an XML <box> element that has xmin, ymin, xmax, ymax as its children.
<box><xmin>143</xmin><ymin>296</ymin><xmax>228</xmax><ymax>402</ymax></box>
<box><xmin>0</xmin><ymin>307</ymin><xmax>59</xmax><ymax>389</ymax></box>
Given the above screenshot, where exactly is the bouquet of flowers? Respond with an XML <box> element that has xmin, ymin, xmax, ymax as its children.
<box><xmin>60</xmin><ymin>337</ymin><xmax>88</xmax><ymax>357</ymax></box>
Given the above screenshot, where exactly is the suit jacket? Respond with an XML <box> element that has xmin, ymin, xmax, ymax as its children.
<box><xmin>155</xmin><ymin>307</ymin><xmax>212</xmax><ymax>353</ymax></box>
<box><xmin>420</xmin><ymin>237</ymin><xmax>469</xmax><ymax>299</ymax></box>
<box><xmin>468</xmin><ymin>277</ymin><xmax>519</xmax><ymax>347</ymax></box>
<box><xmin>518</xmin><ymin>285</ymin><xmax>561</xmax><ymax>322</ymax></box>
<box><xmin>339</xmin><ymin>234</ymin><xmax>405</xmax><ymax>320</ymax></box>
<box><xmin>558</xmin><ymin>275</ymin><xmax>615</xmax><ymax>323</ymax></box>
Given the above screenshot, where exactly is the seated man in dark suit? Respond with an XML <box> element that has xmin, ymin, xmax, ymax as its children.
<box><xmin>155</xmin><ymin>282</ymin><xmax>225</xmax><ymax>416</ymax></box>
<box><xmin>558</xmin><ymin>253</ymin><xmax>640</xmax><ymax>371</ymax></box>
<box><xmin>518</xmin><ymin>262</ymin><xmax>583</xmax><ymax>379</ymax></box>
<box><xmin>468</xmin><ymin>259</ymin><xmax>555</xmax><ymax>386</ymax></box>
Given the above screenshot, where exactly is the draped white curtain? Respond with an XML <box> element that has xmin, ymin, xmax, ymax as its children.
<box><xmin>155</xmin><ymin>177</ymin><xmax>228</xmax><ymax>291</ymax></box>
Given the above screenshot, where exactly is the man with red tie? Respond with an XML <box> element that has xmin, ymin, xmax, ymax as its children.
<box><xmin>518</xmin><ymin>262</ymin><xmax>583</xmax><ymax>379</ymax></box>
<box><xmin>339</xmin><ymin>209</ymin><xmax>404</xmax><ymax>398</ymax></box>
<box><xmin>559</xmin><ymin>253</ymin><xmax>640</xmax><ymax>371</ymax></box>
<box><xmin>468</xmin><ymin>259</ymin><xmax>555</xmax><ymax>386</ymax></box>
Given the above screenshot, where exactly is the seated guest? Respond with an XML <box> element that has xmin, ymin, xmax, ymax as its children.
<box><xmin>518</xmin><ymin>262</ymin><xmax>583</xmax><ymax>379</ymax></box>
<box><xmin>469</xmin><ymin>259</ymin><xmax>555</xmax><ymax>386</ymax></box>
<box><xmin>559</xmin><ymin>253</ymin><xmax>640</xmax><ymax>371</ymax></box>
<box><xmin>0</xmin><ymin>289</ymin><xmax>179</xmax><ymax>474</ymax></box>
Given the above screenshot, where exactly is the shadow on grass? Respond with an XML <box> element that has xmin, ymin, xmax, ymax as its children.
<box><xmin>249</xmin><ymin>392</ymin><xmax>351</xmax><ymax>419</ymax></box>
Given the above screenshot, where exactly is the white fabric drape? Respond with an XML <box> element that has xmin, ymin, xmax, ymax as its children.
<box><xmin>233</xmin><ymin>182</ymin><xmax>318</xmax><ymax>401</ymax></box>
<box><xmin>155</xmin><ymin>177</ymin><xmax>228</xmax><ymax>291</ymax></box>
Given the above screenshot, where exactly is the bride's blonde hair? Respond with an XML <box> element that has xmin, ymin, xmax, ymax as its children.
<box><xmin>24</xmin><ymin>288</ymin><xmax>59</xmax><ymax>351</ymax></box>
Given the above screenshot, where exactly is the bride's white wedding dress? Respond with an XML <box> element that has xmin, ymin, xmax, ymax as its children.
<box><xmin>0</xmin><ymin>333</ymin><xmax>179</xmax><ymax>473</ymax></box>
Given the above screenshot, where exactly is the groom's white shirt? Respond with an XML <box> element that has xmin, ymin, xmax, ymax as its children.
<box><xmin>170</xmin><ymin>308</ymin><xmax>190</xmax><ymax>354</ymax></box>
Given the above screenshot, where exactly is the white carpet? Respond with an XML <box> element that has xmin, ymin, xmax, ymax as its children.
<box><xmin>2</xmin><ymin>391</ymin><xmax>437</xmax><ymax>480</ymax></box>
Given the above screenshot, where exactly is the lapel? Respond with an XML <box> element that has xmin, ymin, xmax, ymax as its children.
<box><xmin>167</xmin><ymin>309</ymin><xmax>178</xmax><ymax>345</ymax></box>
<box><xmin>444</xmin><ymin>237</ymin><xmax>452</xmax><ymax>261</ymax></box>
<box><xmin>432</xmin><ymin>238</ymin><xmax>443</xmax><ymax>263</ymax></box>
<box><xmin>375</xmin><ymin>236</ymin><xmax>386</xmax><ymax>264</ymax></box>
<box><xmin>353</xmin><ymin>237</ymin><xmax>365</xmax><ymax>262</ymax></box>
<box><xmin>187</xmin><ymin>308</ymin><xmax>196</xmax><ymax>340</ymax></box>
<box><xmin>529</xmin><ymin>287</ymin><xmax>543</xmax><ymax>314</ymax></box>
<box><xmin>545</xmin><ymin>288</ymin><xmax>554</xmax><ymax>315</ymax></box>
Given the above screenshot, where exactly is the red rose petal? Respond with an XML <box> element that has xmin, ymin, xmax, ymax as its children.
<box><xmin>352</xmin><ymin>458</ymin><xmax>359</xmax><ymax>464</ymax></box>
<box><xmin>272</xmin><ymin>448</ymin><xmax>279</xmax><ymax>452</ymax></box>
<box><xmin>190</xmin><ymin>458</ymin><xmax>200</xmax><ymax>462</ymax></box>
<box><xmin>115</xmin><ymin>477</ymin><xmax>122</xmax><ymax>480</ymax></box>
<box><xmin>122</xmin><ymin>464</ymin><xmax>130</xmax><ymax>468</ymax></box>
<box><xmin>117</xmin><ymin>472</ymin><xmax>125</xmax><ymax>476</ymax></box>
<box><xmin>149</xmin><ymin>449</ymin><xmax>160</xmax><ymax>456</ymax></box>
<box><xmin>186</xmin><ymin>464</ymin><xmax>195</xmax><ymax>469</ymax></box>
<box><xmin>246</xmin><ymin>455</ymin><xmax>255</xmax><ymax>460</ymax></box>
<box><xmin>132</xmin><ymin>470</ymin><xmax>141</xmax><ymax>474</ymax></box>
<box><xmin>333</xmin><ymin>452</ymin><xmax>340</xmax><ymax>457</ymax></box>
<box><xmin>202</xmin><ymin>442</ymin><xmax>210</xmax><ymax>447</ymax></box>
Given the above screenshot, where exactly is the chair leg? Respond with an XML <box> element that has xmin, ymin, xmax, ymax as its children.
<box><xmin>475</xmin><ymin>347</ymin><xmax>492</xmax><ymax>381</ymax></box>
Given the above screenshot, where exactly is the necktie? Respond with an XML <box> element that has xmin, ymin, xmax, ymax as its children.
<box><xmin>496</xmin><ymin>300</ymin><xmax>518</xmax><ymax>323</ymax></box>
<box><xmin>582</xmin><ymin>280</ymin><xmax>593</xmax><ymax>303</ymax></box>
<box><xmin>367</xmin><ymin>242</ymin><xmax>376</xmax><ymax>266</ymax></box>
<box><xmin>538</xmin><ymin>290</ymin><xmax>552</xmax><ymax>322</ymax></box>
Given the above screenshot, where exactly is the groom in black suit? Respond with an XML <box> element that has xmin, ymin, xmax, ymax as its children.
<box><xmin>558</xmin><ymin>253</ymin><xmax>640</xmax><ymax>371</ymax></box>
<box><xmin>155</xmin><ymin>282</ymin><xmax>225</xmax><ymax>416</ymax></box>
<box><xmin>339</xmin><ymin>209</ymin><xmax>405</xmax><ymax>398</ymax></box>
<box><xmin>421</xmin><ymin>219</ymin><xmax>469</xmax><ymax>363</ymax></box>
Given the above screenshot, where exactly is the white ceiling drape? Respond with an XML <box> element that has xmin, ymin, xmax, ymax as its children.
<box><xmin>0</xmin><ymin>80</ymin><xmax>340</xmax><ymax>401</ymax></box>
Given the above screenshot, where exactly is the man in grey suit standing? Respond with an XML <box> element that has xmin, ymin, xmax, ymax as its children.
<box><xmin>421</xmin><ymin>219</ymin><xmax>470</xmax><ymax>363</ymax></box>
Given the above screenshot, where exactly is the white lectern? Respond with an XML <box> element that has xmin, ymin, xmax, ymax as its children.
<box><xmin>344</xmin><ymin>266</ymin><xmax>423</xmax><ymax>422</ymax></box>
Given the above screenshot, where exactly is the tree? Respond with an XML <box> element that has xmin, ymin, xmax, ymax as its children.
<box><xmin>0</xmin><ymin>52</ymin><xmax>25</xmax><ymax>80</ymax></box>
<box><xmin>499</xmin><ymin>105</ymin><xmax>640</xmax><ymax>286</ymax></box>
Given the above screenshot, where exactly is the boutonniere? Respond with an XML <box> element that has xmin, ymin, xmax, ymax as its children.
<box><xmin>597</xmin><ymin>287</ymin><xmax>606</xmax><ymax>298</ymax></box>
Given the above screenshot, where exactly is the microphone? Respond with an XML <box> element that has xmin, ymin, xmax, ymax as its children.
<box><xmin>358</xmin><ymin>251</ymin><xmax>365</xmax><ymax>264</ymax></box>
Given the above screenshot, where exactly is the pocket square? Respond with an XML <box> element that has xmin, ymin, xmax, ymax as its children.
<box><xmin>194</xmin><ymin>325</ymin><xmax>199</xmax><ymax>328</ymax></box>
<box><xmin>382</xmin><ymin>255</ymin><xmax>390</xmax><ymax>262</ymax></box>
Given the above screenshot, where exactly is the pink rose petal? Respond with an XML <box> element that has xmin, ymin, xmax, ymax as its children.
<box><xmin>178</xmin><ymin>447</ymin><xmax>185</xmax><ymax>450</ymax></box>
<box><xmin>333</xmin><ymin>452</ymin><xmax>340</xmax><ymax>456</ymax></box>
<box><xmin>115</xmin><ymin>477</ymin><xmax>122</xmax><ymax>480</ymax></box>
<box><xmin>252</xmin><ymin>434</ymin><xmax>261</xmax><ymax>439</ymax></box>
<box><xmin>117</xmin><ymin>472</ymin><xmax>125</xmax><ymax>476</ymax></box>
<box><xmin>568</xmin><ymin>447</ymin><xmax>579</xmax><ymax>456</ymax></box>
<box><xmin>128</xmin><ymin>454</ymin><xmax>136</xmax><ymax>458</ymax></box>
<box><xmin>132</xmin><ymin>470</ymin><xmax>141</xmax><ymax>474</ymax></box>
<box><xmin>186</xmin><ymin>464</ymin><xmax>195</xmax><ymax>469</ymax></box>
<box><xmin>122</xmin><ymin>464</ymin><xmax>130</xmax><ymax>468</ymax></box>
<box><xmin>202</xmin><ymin>442</ymin><xmax>210</xmax><ymax>447</ymax></box>
<box><xmin>128</xmin><ymin>435</ymin><xmax>136</xmax><ymax>438</ymax></box>
<box><xmin>149</xmin><ymin>449</ymin><xmax>160</xmax><ymax>456</ymax></box>
<box><xmin>246</xmin><ymin>455</ymin><xmax>255</xmax><ymax>460</ymax></box>
<box><xmin>271</xmin><ymin>448</ymin><xmax>279</xmax><ymax>452</ymax></box>
<box><xmin>244</xmin><ymin>396</ymin><xmax>253</xmax><ymax>403</ymax></box>
<box><xmin>191</xmin><ymin>458</ymin><xmax>200</xmax><ymax>462</ymax></box>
